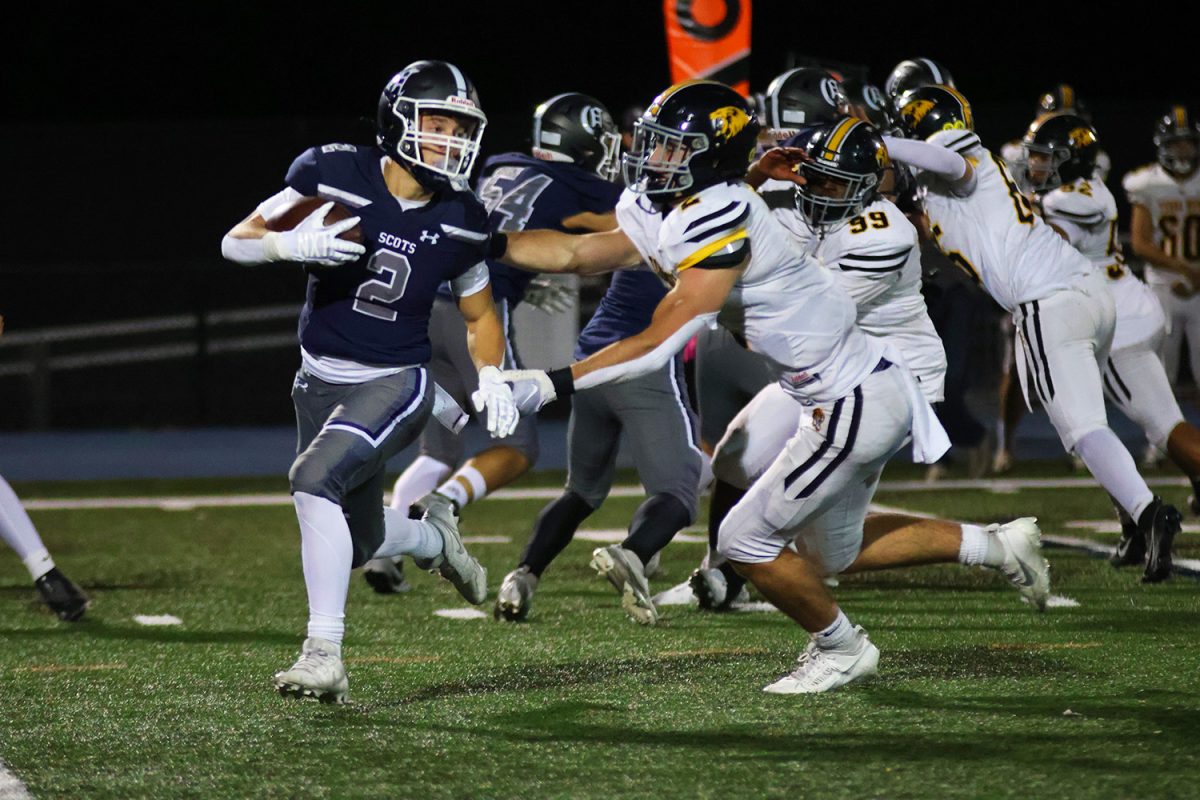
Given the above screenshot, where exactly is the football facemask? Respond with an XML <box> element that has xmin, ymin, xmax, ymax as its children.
<box><xmin>622</xmin><ymin>119</ymin><xmax>710</xmax><ymax>197</ymax></box>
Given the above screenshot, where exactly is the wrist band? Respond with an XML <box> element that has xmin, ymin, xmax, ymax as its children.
<box><xmin>486</xmin><ymin>232</ymin><xmax>508</xmax><ymax>260</ymax></box>
<box><xmin>547</xmin><ymin>366</ymin><xmax>576</xmax><ymax>399</ymax></box>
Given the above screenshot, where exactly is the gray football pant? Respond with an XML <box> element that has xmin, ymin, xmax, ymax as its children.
<box><xmin>566</xmin><ymin>354</ymin><xmax>701</xmax><ymax>519</ymax></box>
<box><xmin>694</xmin><ymin>325</ymin><xmax>780</xmax><ymax>447</ymax></box>
<box><xmin>289</xmin><ymin>367</ymin><xmax>433</xmax><ymax>568</ymax></box>
<box><xmin>419</xmin><ymin>296</ymin><xmax>539</xmax><ymax>466</ymax></box>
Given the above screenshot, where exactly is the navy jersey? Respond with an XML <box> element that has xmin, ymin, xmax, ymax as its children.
<box><xmin>575</xmin><ymin>269</ymin><xmax>668</xmax><ymax>359</ymax></box>
<box><xmin>474</xmin><ymin>153</ymin><xmax>623</xmax><ymax>305</ymax></box>
<box><xmin>284</xmin><ymin>143</ymin><xmax>490</xmax><ymax>366</ymax></box>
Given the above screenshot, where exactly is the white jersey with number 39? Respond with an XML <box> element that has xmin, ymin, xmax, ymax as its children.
<box><xmin>615</xmin><ymin>183</ymin><xmax>881</xmax><ymax>403</ymax></box>
<box><xmin>919</xmin><ymin>131</ymin><xmax>1092</xmax><ymax>312</ymax></box>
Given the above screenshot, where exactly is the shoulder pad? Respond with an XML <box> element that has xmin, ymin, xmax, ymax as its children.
<box><xmin>836</xmin><ymin>201</ymin><xmax>916</xmax><ymax>270</ymax></box>
<box><xmin>1042</xmin><ymin>181</ymin><xmax>1107</xmax><ymax>225</ymax></box>
<box><xmin>662</xmin><ymin>184</ymin><xmax>753</xmax><ymax>271</ymax></box>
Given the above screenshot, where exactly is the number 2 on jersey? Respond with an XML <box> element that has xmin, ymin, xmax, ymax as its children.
<box><xmin>352</xmin><ymin>249</ymin><xmax>412</xmax><ymax>322</ymax></box>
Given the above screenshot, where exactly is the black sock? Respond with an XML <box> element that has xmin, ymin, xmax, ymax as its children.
<box><xmin>520</xmin><ymin>491</ymin><xmax>596</xmax><ymax>577</ymax></box>
<box><xmin>622</xmin><ymin>493</ymin><xmax>692</xmax><ymax>565</ymax></box>
<box><xmin>707</xmin><ymin>479</ymin><xmax>745</xmax><ymax>552</ymax></box>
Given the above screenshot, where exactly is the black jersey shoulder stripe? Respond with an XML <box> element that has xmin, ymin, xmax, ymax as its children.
<box><xmin>685</xmin><ymin>203</ymin><xmax>750</xmax><ymax>243</ymax></box>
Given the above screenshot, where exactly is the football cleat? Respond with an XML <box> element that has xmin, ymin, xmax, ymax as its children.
<box><xmin>991</xmin><ymin>448</ymin><xmax>1015</xmax><ymax>475</ymax></box>
<box><xmin>273</xmin><ymin>637</ymin><xmax>349</xmax><ymax>704</ymax></box>
<box><xmin>590</xmin><ymin>545</ymin><xmax>658</xmax><ymax>625</ymax></box>
<box><xmin>643</xmin><ymin>550</ymin><xmax>662</xmax><ymax>579</ymax></box>
<box><xmin>1140</xmin><ymin>498</ymin><xmax>1181</xmax><ymax>584</ymax></box>
<box><xmin>688</xmin><ymin>567</ymin><xmax>748</xmax><ymax>611</ymax></box>
<box><xmin>494</xmin><ymin>566</ymin><xmax>538</xmax><ymax>622</ymax></box>
<box><xmin>413</xmin><ymin>493</ymin><xmax>487</xmax><ymax>604</ymax></box>
<box><xmin>362</xmin><ymin>556</ymin><xmax>412</xmax><ymax>595</ymax></box>
<box><xmin>991</xmin><ymin>517</ymin><xmax>1050</xmax><ymax>611</ymax></box>
<box><xmin>34</xmin><ymin>568</ymin><xmax>89</xmax><ymax>622</ymax></box>
<box><xmin>763</xmin><ymin>625</ymin><xmax>879</xmax><ymax>694</ymax></box>
<box><xmin>1109</xmin><ymin>516</ymin><xmax>1146</xmax><ymax>568</ymax></box>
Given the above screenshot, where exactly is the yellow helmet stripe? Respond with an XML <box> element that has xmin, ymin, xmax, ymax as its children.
<box><xmin>942</xmin><ymin>86</ymin><xmax>973</xmax><ymax>128</ymax></box>
<box><xmin>1062</xmin><ymin>84</ymin><xmax>1074</xmax><ymax>108</ymax></box>
<box><xmin>1175</xmin><ymin>105</ymin><xmax>1188</xmax><ymax>126</ymax></box>
<box><xmin>822</xmin><ymin>118</ymin><xmax>860</xmax><ymax>161</ymax></box>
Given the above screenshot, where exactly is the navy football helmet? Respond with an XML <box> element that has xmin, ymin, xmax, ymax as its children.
<box><xmin>1154</xmin><ymin>106</ymin><xmax>1200</xmax><ymax>177</ymax></box>
<box><xmin>377</xmin><ymin>60</ymin><xmax>487</xmax><ymax>190</ymax></box>
<box><xmin>790</xmin><ymin>117</ymin><xmax>889</xmax><ymax>230</ymax></box>
<box><xmin>532</xmin><ymin>93</ymin><xmax>621</xmax><ymax>181</ymax></box>
<box><xmin>1020</xmin><ymin>113</ymin><xmax>1099</xmax><ymax>193</ymax></box>
<box><xmin>623</xmin><ymin>80</ymin><xmax>761</xmax><ymax>201</ymax></box>
<box><xmin>884</xmin><ymin>58</ymin><xmax>955</xmax><ymax>120</ymax></box>
<box><xmin>893</xmin><ymin>85</ymin><xmax>974</xmax><ymax>141</ymax></box>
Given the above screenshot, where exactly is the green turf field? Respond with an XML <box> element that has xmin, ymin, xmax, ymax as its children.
<box><xmin>1</xmin><ymin>465</ymin><xmax>1198</xmax><ymax>799</ymax></box>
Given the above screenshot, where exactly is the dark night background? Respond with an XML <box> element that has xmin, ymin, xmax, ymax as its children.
<box><xmin>1</xmin><ymin>1</ymin><xmax>1194</xmax><ymax>429</ymax></box>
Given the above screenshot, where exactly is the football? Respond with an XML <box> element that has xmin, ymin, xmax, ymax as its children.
<box><xmin>265</xmin><ymin>196</ymin><xmax>364</xmax><ymax>243</ymax></box>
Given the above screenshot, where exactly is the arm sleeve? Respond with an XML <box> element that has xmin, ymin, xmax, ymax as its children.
<box><xmin>574</xmin><ymin>313</ymin><xmax>718</xmax><ymax>389</ymax></box>
<box><xmin>883</xmin><ymin>135</ymin><xmax>971</xmax><ymax>180</ymax></box>
<box><xmin>450</xmin><ymin>261</ymin><xmax>491</xmax><ymax>298</ymax></box>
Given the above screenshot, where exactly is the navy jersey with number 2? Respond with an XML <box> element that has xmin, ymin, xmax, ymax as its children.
<box><xmin>284</xmin><ymin>143</ymin><xmax>491</xmax><ymax>366</ymax></box>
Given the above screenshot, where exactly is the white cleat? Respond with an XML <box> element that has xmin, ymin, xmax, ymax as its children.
<box><xmin>414</xmin><ymin>493</ymin><xmax>487</xmax><ymax>605</ymax></box>
<box><xmin>273</xmin><ymin>637</ymin><xmax>349</xmax><ymax>704</ymax></box>
<box><xmin>362</xmin><ymin>556</ymin><xmax>412</xmax><ymax>595</ymax></box>
<box><xmin>644</xmin><ymin>550</ymin><xmax>662</xmax><ymax>579</ymax></box>
<box><xmin>494</xmin><ymin>566</ymin><xmax>538</xmax><ymax>622</ymax></box>
<box><xmin>763</xmin><ymin>626</ymin><xmax>879</xmax><ymax>695</ymax></box>
<box><xmin>591</xmin><ymin>545</ymin><xmax>658</xmax><ymax>625</ymax></box>
<box><xmin>991</xmin><ymin>517</ymin><xmax>1050</xmax><ymax>611</ymax></box>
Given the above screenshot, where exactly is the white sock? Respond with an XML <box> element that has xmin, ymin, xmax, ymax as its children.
<box><xmin>437</xmin><ymin>465</ymin><xmax>487</xmax><ymax>509</ymax></box>
<box><xmin>293</xmin><ymin>492</ymin><xmax>352</xmax><ymax>649</ymax></box>
<box><xmin>697</xmin><ymin>451</ymin><xmax>715</xmax><ymax>494</ymax></box>
<box><xmin>373</xmin><ymin>507</ymin><xmax>444</xmax><ymax>560</ymax></box>
<box><xmin>390</xmin><ymin>456</ymin><xmax>452</xmax><ymax>511</ymax></box>
<box><xmin>0</xmin><ymin>475</ymin><xmax>54</xmax><ymax>579</ymax></box>
<box><xmin>1074</xmin><ymin>429</ymin><xmax>1154</xmax><ymax>520</ymax></box>
<box><xmin>814</xmin><ymin>609</ymin><xmax>855</xmax><ymax>651</ymax></box>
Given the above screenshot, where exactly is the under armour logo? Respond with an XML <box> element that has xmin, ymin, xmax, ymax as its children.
<box><xmin>420</xmin><ymin>230</ymin><xmax>440</xmax><ymax>245</ymax></box>
<box><xmin>293</xmin><ymin>375</ymin><xmax>309</xmax><ymax>392</ymax></box>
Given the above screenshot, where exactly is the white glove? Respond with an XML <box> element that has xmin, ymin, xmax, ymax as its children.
<box><xmin>497</xmin><ymin>368</ymin><xmax>557</xmax><ymax>414</ymax></box>
<box><xmin>263</xmin><ymin>201</ymin><xmax>365</xmax><ymax>266</ymax></box>
<box><xmin>522</xmin><ymin>276</ymin><xmax>575</xmax><ymax>314</ymax></box>
<box><xmin>471</xmin><ymin>365</ymin><xmax>519</xmax><ymax>438</ymax></box>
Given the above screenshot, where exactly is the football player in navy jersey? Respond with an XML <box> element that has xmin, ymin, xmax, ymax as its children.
<box><xmin>221</xmin><ymin>60</ymin><xmax>516</xmax><ymax>704</ymax></box>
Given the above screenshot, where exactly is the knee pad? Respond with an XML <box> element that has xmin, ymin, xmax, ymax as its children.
<box><xmin>716</xmin><ymin>501</ymin><xmax>782</xmax><ymax>565</ymax></box>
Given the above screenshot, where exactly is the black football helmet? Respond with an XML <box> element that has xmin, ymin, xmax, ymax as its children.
<box><xmin>884</xmin><ymin>58</ymin><xmax>955</xmax><ymax>119</ymax></box>
<box><xmin>532</xmin><ymin>93</ymin><xmax>621</xmax><ymax>181</ymax></box>
<box><xmin>763</xmin><ymin>67</ymin><xmax>848</xmax><ymax>138</ymax></box>
<box><xmin>1019</xmin><ymin>113</ymin><xmax>1099</xmax><ymax>193</ymax></box>
<box><xmin>787</xmin><ymin>117</ymin><xmax>889</xmax><ymax>231</ymax></box>
<box><xmin>623</xmin><ymin>80</ymin><xmax>761</xmax><ymax>201</ymax></box>
<box><xmin>893</xmin><ymin>85</ymin><xmax>974</xmax><ymax>141</ymax></box>
<box><xmin>377</xmin><ymin>60</ymin><xmax>487</xmax><ymax>190</ymax></box>
<box><xmin>1154</xmin><ymin>106</ymin><xmax>1200</xmax><ymax>177</ymax></box>
<box><xmin>1038</xmin><ymin>84</ymin><xmax>1090</xmax><ymax>121</ymax></box>
<box><xmin>841</xmin><ymin>76</ymin><xmax>890</xmax><ymax>128</ymax></box>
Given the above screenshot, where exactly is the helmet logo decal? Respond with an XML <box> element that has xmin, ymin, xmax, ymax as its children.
<box><xmin>819</xmin><ymin>78</ymin><xmax>841</xmax><ymax>107</ymax></box>
<box><xmin>900</xmin><ymin>99</ymin><xmax>936</xmax><ymax>127</ymax></box>
<box><xmin>863</xmin><ymin>85</ymin><xmax>885</xmax><ymax>110</ymax></box>
<box><xmin>874</xmin><ymin>142</ymin><xmax>890</xmax><ymax>168</ymax></box>
<box><xmin>1068</xmin><ymin>126</ymin><xmax>1096</xmax><ymax>149</ymax></box>
<box><xmin>710</xmin><ymin>105</ymin><xmax>751</xmax><ymax>143</ymax></box>
<box><xmin>581</xmin><ymin>105</ymin><xmax>604</xmax><ymax>134</ymax></box>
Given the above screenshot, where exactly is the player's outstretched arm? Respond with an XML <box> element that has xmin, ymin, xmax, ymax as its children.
<box><xmin>501</xmin><ymin>265</ymin><xmax>740</xmax><ymax>412</ymax></box>
<box><xmin>457</xmin><ymin>287</ymin><xmax>519</xmax><ymax>438</ymax></box>
<box><xmin>495</xmin><ymin>227</ymin><xmax>641</xmax><ymax>276</ymax></box>
<box><xmin>882</xmin><ymin>136</ymin><xmax>975</xmax><ymax>194</ymax></box>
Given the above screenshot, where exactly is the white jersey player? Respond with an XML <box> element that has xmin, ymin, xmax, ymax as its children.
<box><xmin>888</xmin><ymin>85</ymin><xmax>1181</xmax><ymax>583</ymax></box>
<box><xmin>1123</xmin><ymin>106</ymin><xmax>1200</xmax><ymax>393</ymax></box>
<box><xmin>1023</xmin><ymin>112</ymin><xmax>1200</xmax><ymax>535</ymax></box>
<box><xmin>765</xmin><ymin>117</ymin><xmax>946</xmax><ymax>404</ymax></box>
<box><xmin>493</xmin><ymin>81</ymin><xmax>1047</xmax><ymax>695</ymax></box>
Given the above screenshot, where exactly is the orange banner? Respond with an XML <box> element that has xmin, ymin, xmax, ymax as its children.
<box><xmin>662</xmin><ymin>0</ymin><xmax>751</xmax><ymax>97</ymax></box>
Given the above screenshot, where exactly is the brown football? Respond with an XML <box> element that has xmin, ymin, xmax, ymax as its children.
<box><xmin>265</xmin><ymin>196</ymin><xmax>364</xmax><ymax>243</ymax></box>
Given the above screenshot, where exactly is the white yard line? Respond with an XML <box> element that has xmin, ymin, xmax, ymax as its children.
<box><xmin>0</xmin><ymin>760</ymin><xmax>32</xmax><ymax>800</ymax></box>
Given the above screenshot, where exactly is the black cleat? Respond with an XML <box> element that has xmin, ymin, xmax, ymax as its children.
<box><xmin>1140</xmin><ymin>499</ymin><xmax>1181</xmax><ymax>584</ymax></box>
<box><xmin>34</xmin><ymin>568</ymin><xmax>89</xmax><ymax>621</ymax></box>
<box><xmin>1109</xmin><ymin>518</ymin><xmax>1146</xmax><ymax>568</ymax></box>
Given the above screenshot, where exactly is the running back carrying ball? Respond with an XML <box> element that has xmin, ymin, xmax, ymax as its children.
<box><xmin>266</xmin><ymin>197</ymin><xmax>364</xmax><ymax>244</ymax></box>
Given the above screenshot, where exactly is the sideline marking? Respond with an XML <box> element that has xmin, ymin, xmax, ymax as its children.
<box><xmin>15</xmin><ymin>663</ymin><xmax>127</xmax><ymax>674</ymax></box>
<box><xmin>133</xmin><ymin>614</ymin><xmax>183</xmax><ymax>626</ymax></box>
<box><xmin>433</xmin><ymin>608</ymin><xmax>487</xmax><ymax>620</ymax></box>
